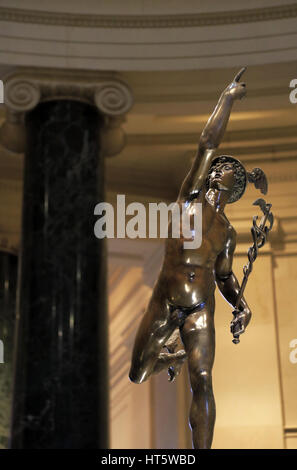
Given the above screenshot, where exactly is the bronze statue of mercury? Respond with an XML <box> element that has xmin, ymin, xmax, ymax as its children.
<box><xmin>129</xmin><ymin>68</ymin><xmax>268</xmax><ymax>449</ymax></box>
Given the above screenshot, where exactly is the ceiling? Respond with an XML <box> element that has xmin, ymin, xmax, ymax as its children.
<box><xmin>0</xmin><ymin>1</ymin><xmax>297</xmax><ymax>70</ymax></box>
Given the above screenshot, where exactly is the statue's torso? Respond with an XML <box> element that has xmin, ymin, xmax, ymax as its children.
<box><xmin>156</xmin><ymin>193</ymin><xmax>233</xmax><ymax>309</ymax></box>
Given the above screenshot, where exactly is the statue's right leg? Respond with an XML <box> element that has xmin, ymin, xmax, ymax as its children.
<box><xmin>129</xmin><ymin>285</ymin><xmax>184</xmax><ymax>384</ymax></box>
<box><xmin>180</xmin><ymin>296</ymin><xmax>216</xmax><ymax>449</ymax></box>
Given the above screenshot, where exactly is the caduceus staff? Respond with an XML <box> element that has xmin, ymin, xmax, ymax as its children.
<box><xmin>231</xmin><ymin>198</ymin><xmax>274</xmax><ymax>344</ymax></box>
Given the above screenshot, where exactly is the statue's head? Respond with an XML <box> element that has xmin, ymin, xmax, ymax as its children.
<box><xmin>207</xmin><ymin>155</ymin><xmax>268</xmax><ymax>204</ymax></box>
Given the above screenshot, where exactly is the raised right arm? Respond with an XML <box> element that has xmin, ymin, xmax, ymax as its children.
<box><xmin>178</xmin><ymin>68</ymin><xmax>247</xmax><ymax>201</ymax></box>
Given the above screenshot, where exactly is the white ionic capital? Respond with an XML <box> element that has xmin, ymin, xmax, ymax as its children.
<box><xmin>1</xmin><ymin>69</ymin><xmax>134</xmax><ymax>154</ymax></box>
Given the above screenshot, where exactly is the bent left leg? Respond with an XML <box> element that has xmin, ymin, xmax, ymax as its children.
<box><xmin>129</xmin><ymin>283</ymin><xmax>185</xmax><ymax>384</ymax></box>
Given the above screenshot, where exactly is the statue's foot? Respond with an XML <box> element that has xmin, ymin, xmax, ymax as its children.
<box><xmin>167</xmin><ymin>350</ymin><xmax>187</xmax><ymax>382</ymax></box>
<box><xmin>168</xmin><ymin>366</ymin><xmax>176</xmax><ymax>382</ymax></box>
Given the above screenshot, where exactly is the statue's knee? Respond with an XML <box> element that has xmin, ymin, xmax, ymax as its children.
<box><xmin>191</xmin><ymin>368</ymin><xmax>212</xmax><ymax>392</ymax></box>
<box><xmin>129</xmin><ymin>365</ymin><xmax>148</xmax><ymax>384</ymax></box>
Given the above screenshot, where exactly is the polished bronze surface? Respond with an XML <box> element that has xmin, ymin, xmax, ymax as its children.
<box><xmin>129</xmin><ymin>68</ymin><xmax>269</xmax><ymax>449</ymax></box>
<box><xmin>231</xmin><ymin>198</ymin><xmax>273</xmax><ymax>344</ymax></box>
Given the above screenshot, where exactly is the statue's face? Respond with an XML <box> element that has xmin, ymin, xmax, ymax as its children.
<box><xmin>209</xmin><ymin>161</ymin><xmax>236</xmax><ymax>192</ymax></box>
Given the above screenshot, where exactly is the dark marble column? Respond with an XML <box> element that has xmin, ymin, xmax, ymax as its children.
<box><xmin>11</xmin><ymin>100</ymin><xmax>108</xmax><ymax>449</ymax></box>
<box><xmin>0</xmin><ymin>252</ymin><xmax>17</xmax><ymax>449</ymax></box>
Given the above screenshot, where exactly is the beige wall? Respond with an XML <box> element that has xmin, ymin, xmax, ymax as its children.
<box><xmin>274</xmin><ymin>251</ymin><xmax>297</xmax><ymax>445</ymax></box>
<box><xmin>212</xmin><ymin>252</ymin><xmax>284</xmax><ymax>449</ymax></box>
<box><xmin>108</xmin><ymin>264</ymin><xmax>153</xmax><ymax>448</ymax></box>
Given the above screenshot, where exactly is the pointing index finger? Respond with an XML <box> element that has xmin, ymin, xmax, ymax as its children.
<box><xmin>234</xmin><ymin>67</ymin><xmax>247</xmax><ymax>82</ymax></box>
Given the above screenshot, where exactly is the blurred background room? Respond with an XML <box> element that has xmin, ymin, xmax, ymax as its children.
<box><xmin>0</xmin><ymin>0</ymin><xmax>296</xmax><ymax>449</ymax></box>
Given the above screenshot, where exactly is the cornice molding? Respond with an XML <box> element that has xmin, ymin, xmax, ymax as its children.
<box><xmin>106</xmin><ymin>162</ymin><xmax>297</xmax><ymax>201</ymax></box>
<box><xmin>136</xmin><ymin>86</ymin><xmax>289</xmax><ymax>103</ymax></box>
<box><xmin>127</xmin><ymin>125</ymin><xmax>297</xmax><ymax>148</ymax></box>
<box><xmin>0</xmin><ymin>5</ymin><xmax>296</xmax><ymax>29</ymax></box>
<box><xmin>269</xmin><ymin>172</ymin><xmax>297</xmax><ymax>183</ymax></box>
<box><xmin>106</xmin><ymin>165</ymin><xmax>178</xmax><ymax>200</ymax></box>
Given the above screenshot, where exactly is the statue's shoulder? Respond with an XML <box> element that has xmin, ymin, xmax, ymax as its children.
<box><xmin>222</xmin><ymin>214</ymin><xmax>237</xmax><ymax>244</ymax></box>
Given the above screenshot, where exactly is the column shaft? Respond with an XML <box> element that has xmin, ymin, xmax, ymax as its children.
<box><xmin>0</xmin><ymin>252</ymin><xmax>17</xmax><ymax>449</ymax></box>
<box><xmin>11</xmin><ymin>100</ymin><xmax>108</xmax><ymax>449</ymax></box>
